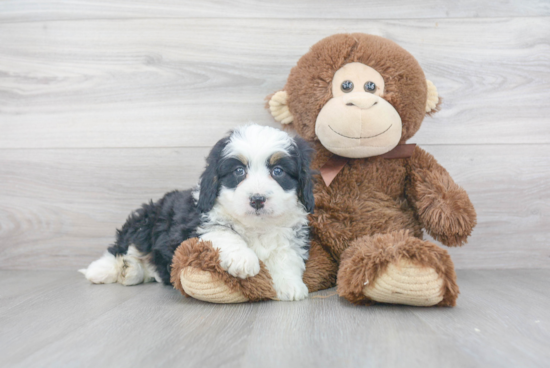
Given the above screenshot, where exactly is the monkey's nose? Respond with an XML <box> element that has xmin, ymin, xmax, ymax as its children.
<box><xmin>249</xmin><ymin>194</ymin><xmax>266</xmax><ymax>210</ymax></box>
<box><xmin>343</xmin><ymin>94</ymin><xmax>378</xmax><ymax>109</ymax></box>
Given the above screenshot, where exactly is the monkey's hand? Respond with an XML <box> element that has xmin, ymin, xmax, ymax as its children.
<box><xmin>408</xmin><ymin>148</ymin><xmax>477</xmax><ymax>247</ymax></box>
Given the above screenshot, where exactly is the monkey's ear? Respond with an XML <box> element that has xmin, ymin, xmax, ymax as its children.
<box><xmin>425</xmin><ymin>80</ymin><xmax>441</xmax><ymax>114</ymax></box>
<box><xmin>268</xmin><ymin>90</ymin><xmax>294</xmax><ymax>125</ymax></box>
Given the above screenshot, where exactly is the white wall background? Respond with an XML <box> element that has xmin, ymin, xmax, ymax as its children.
<box><xmin>1</xmin><ymin>0</ymin><xmax>549</xmax><ymax>270</ymax></box>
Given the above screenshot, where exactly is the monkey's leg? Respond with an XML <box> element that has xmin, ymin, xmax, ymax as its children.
<box><xmin>171</xmin><ymin>238</ymin><xmax>276</xmax><ymax>303</ymax></box>
<box><xmin>303</xmin><ymin>239</ymin><xmax>338</xmax><ymax>292</ymax></box>
<box><xmin>336</xmin><ymin>231</ymin><xmax>459</xmax><ymax>307</ymax></box>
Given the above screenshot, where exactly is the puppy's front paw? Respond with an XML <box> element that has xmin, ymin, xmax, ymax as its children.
<box><xmin>274</xmin><ymin>279</ymin><xmax>309</xmax><ymax>301</ymax></box>
<box><xmin>219</xmin><ymin>248</ymin><xmax>260</xmax><ymax>279</ymax></box>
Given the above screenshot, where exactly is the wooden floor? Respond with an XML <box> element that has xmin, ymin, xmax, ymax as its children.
<box><xmin>0</xmin><ymin>269</ymin><xmax>548</xmax><ymax>368</ymax></box>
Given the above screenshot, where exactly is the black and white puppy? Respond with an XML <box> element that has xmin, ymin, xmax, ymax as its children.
<box><xmin>80</xmin><ymin>124</ymin><xmax>315</xmax><ymax>301</ymax></box>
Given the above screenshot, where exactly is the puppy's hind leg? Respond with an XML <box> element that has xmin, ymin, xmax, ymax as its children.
<box><xmin>117</xmin><ymin>246</ymin><xmax>161</xmax><ymax>286</ymax></box>
<box><xmin>80</xmin><ymin>246</ymin><xmax>160</xmax><ymax>286</ymax></box>
<box><xmin>79</xmin><ymin>251</ymin><xmax>124</xmax><ymax>284</ymax></box>
<box><xmin>81</xmin><ymin>200</ymin><xmax>161</xmax><ymax>285</ymax></box>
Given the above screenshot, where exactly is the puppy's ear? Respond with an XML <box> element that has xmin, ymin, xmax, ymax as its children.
<box><xmin>293</xmin><ymin>136</ymin><xmax>315</xmax><ymax>214</ymax></box>
<box><xmin>197</xmin><ymin>137</ymin><xmax>230</xmax><ymax>213</ymax></box>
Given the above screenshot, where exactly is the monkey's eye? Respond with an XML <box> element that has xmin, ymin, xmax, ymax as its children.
<box><xmin>341</xmin><ymin>80</ymin><xmax>354</xmax><ymax>93</ymax></box>
<box><xmin>271</xmin><ymin>166</ymin><xmax>284</xmax><ymax>177</ymax></box>
<box><xmin>364</xmin><ymin>81</ymin><xmax>377</xmax><ymax>93</ymax></box>
<box><xmin>234</xmin><ymin>167</ymin><xmax>246</xmax><ymax>177</ymax></box>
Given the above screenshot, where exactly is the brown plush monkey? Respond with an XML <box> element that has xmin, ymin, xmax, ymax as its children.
<box><xmin>171</xmin><ymin>34</ymin><xmax>476</xmax><ymax>306</ymax></box>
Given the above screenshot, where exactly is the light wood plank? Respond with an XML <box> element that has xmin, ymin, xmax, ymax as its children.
<box><xmin>0</xmin><ymin>0</ymin><xmax>549</xmax><ymax>22</ymax></box>
<box><xmin>242</xmin><ymin>294</ymin><xmax>475</xmax><ymax>367</ymax></box>
<box><xmin>411</xmin><ymin>269</ymin><xmax>550</xmax><ymax>367</ymax></box>
<box><xmin>0</xmin><ymin>144</ymin><xmax>549</xmax><ymax>271</ymax></box>
<box><xmin>0</xmin><ymin>270</ymin><xmax>68</xmax><ymax>304</ymax></box>
<box><xmin>0</xmin><ymin>147</ymin><xmax>208</xmax><ymax>270</ymax></box>
<box><xmin>3</xmin><ymin>273</ymin><xmax>258</xmax><ymax>368</ymax></box>
<box><xmin>1</xmin><ymin>270</ymin><xmax>549</xmax><ymax>367</ymax></box>
<box><xmin>1</xmin><ymin>17</ymin><xmax>549</xmax><ymax>148</ymax></box>
<box><xmin>0</xmin><ymin>271</ymin><xmax>148</xmax><ymax>366</ymax></box>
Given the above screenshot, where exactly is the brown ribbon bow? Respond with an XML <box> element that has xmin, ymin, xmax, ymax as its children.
<box><xmin>319</xmin><ymin>144</ymin><xmax>417</xmax><ymax>187</ymax></box>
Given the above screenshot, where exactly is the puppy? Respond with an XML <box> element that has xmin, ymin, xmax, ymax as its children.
<box><xmin>80</xmin><ymin>124</ymin><xmax>315</xmax><ymax>301</ymax></box>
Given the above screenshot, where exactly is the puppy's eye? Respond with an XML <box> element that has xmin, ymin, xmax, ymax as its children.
<box><xmin>364</xmin><ymin>81</ymin><xmax>376</xmax><ymax>93</ymax></box>
<box><xmin>234</xmin><ymin>167</ymin><xmax>246</xmax><ymax>177</ymax></box>
<box><xmin>341</xmin><ymin>80</ymin><xmax>354</xmax><ymax>93</ymax></box>
<box><xmin>271</xmin><ymin>167</ymin><xmax>284</xmax><ymax>177</ymax></box>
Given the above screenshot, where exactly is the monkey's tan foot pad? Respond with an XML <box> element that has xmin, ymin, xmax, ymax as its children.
<box><xmin>179</xmin><ymin>267</ymin><xmax>248</xmax><ymax>304</ymax></box>
<box><xmin>363</xmin><ymin>259</ymin><xmax>444</xmax><ymax>307</ymax></box>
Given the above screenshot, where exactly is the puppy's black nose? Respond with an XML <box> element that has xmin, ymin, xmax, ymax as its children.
<box><xmin>249</xmin><ymin>195</ymin><xmax>266</xmax><ymax>210</ymax></box>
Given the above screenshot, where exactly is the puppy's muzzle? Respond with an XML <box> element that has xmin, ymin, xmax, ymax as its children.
<box><xmin>249</xmin><ymin>194</ymin><xmax>266</xmax><ymax>210</ymax></box>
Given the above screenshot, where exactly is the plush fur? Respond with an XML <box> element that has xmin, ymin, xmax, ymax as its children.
<box><xmin>336</xmin><ymin>230</ymin><xmax>459</xmax><ymax>306</ymax></box>
<box><xmin>175</xmin><ymin>33</ymin><xmax>476</xmax><ymax>307</ymax></box>
<box><xmin>81</xmin><ymin>124</ymin><xmax>315</xmax><ymax>301</ymax></box>
<box><xmin>293</xmin><ymin>35</ymin><xmax>475</xmax><ymax>306</ymax></box>
<box><xmin>170</xmin><ymin>238</ymin><xmax>277</xmax><ymax>302</ymax></box>
<box><xmin>298</xmin><ymin>140</ymin><xmax>475</xmax><ymax>301</ymax></box>
<box><xmin>408</xmin><ymin>148</ymin><xmax>477</xmax><ymax>247</ymax></box>
<box><xmin>282</xmin><ymin>33</ymin><xmax>434</xmax><ymax>143</ymax></box>
<box><xmin>81</xmin><ymin>189</ymin><xmax>201</xmax><ymax>285</ymax></box>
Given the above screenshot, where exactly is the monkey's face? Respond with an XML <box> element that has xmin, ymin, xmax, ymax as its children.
<box><xmin>315</xmin><ymin>62</ymin><xmax>402</xmax><ymax>158</ymax></box>
<box><xmin>268</xmin><ymin>34</ymin><xmax>440</xmax><ymax>153</ymax></box>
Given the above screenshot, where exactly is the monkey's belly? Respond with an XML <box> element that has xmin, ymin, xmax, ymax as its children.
<box><xmin>311</xmin><ymin>192</ymin><xmax>422</xmax><ymax>259</ymax></box>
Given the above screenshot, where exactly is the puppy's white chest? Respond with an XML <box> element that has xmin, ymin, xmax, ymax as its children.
<box><xmin>245</xmin><ymin>231</ymin><xmax>289</xmax><ymax>263</ymax></box>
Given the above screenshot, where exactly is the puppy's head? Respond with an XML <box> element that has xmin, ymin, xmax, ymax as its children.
<box><xmin>197</xmin><ymin>125</ymin><xmax>314</xmax><ymax>225</ymax></box>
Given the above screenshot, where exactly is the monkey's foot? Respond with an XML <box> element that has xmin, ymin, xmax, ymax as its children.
<box><xmin>179</xmin><ymin>268</ymin><xmax>248</xmax><ymax>303</ymax></box>
<box><xmin>171</xmin><ymin>238</ymin><xmax>277</xmax><ymax>303</ymax></box>
<box><xmin>362</xmin><ymin>259</ymin><xmax>444</xmax><ymax>306</ymax></box>
<box><xmin>337</xmin><ymin>231</ymin><xmax>459</xmax><ymax>307</ymax></box>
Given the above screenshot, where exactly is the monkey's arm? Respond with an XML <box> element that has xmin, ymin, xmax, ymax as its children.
<box><xmin>407</xmin><ymin>147</ymin><xmax>477</xmax><ymax>247</ymax></box>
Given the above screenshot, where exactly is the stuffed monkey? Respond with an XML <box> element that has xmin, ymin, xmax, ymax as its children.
<box><xmin>171</xmin><ymin>34</ymin><xmax>476</xmax><ymax>307</ymax></box>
